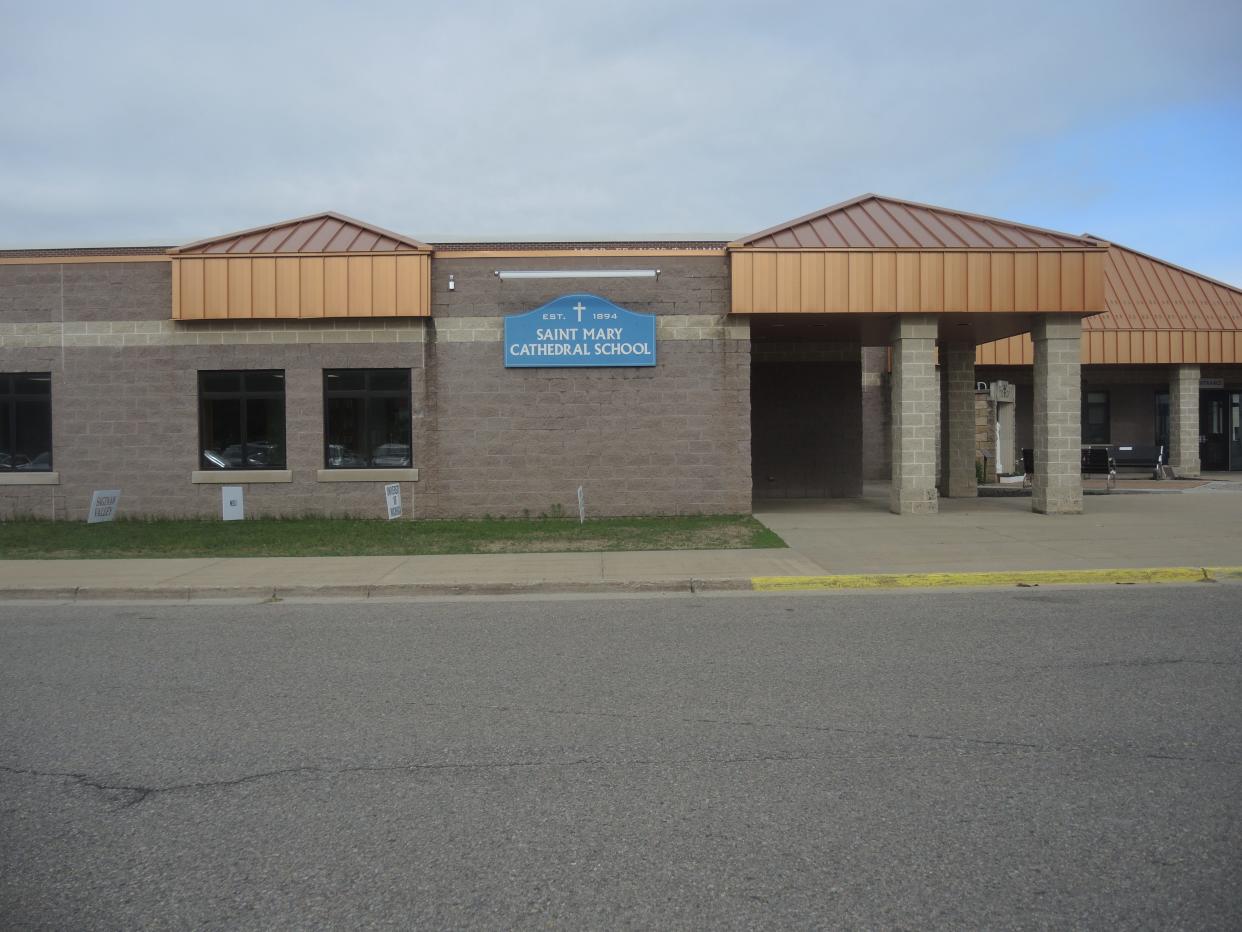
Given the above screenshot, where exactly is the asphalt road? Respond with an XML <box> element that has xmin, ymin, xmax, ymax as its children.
<box><xmin>2</xmin><ymin>586</ymin><xmax>1240</xmax><ymax>929</ymax></box>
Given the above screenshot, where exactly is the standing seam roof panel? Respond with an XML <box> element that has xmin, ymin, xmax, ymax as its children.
<box><xmin>1084</xmin><ymin>244</ymin><xmax>1242</xmax><ymax>332</ymax></box>
<box><xmin>809</xmin><ymin>217</ymin><xmax>848</xmax><ymax>247</ymax></box>
<box><xmin>842</xmin><ymin>205</ymin><xmax>891</xmax><ymax>247</ymax></box>
<box><xmin>735</xmin><ymin>195</ymin><xmax>1103</xmax><ymax>249</ymax></box>
<box><xmin>867</xmin><ymin>201</ymin><xmax>922</xmax><ymax>247</ymax></box>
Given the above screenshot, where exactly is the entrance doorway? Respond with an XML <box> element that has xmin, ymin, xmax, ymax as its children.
<box><xmin>1200</xmin><ymin>390</ymin><xmax>1242</xmax><ymax>470</ymax></box>
<box><xmin>751</xmin><ymin>361</ymin><xmax>862</xmax><ymax>499</ymax></box>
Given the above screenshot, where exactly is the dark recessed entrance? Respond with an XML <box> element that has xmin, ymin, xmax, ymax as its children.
<box><xmin>750</xmin><ymin>359</ymin><xmax>862</xmax><ymax>499</ymax></box>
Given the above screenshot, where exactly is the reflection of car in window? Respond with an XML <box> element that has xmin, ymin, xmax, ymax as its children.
<box><xmin>371</xmin><ymin>443</ymin><xmax>411</xmax><ymax>467</ymax></box>
<box><xmin>202</xmin><ymin>442</ymin><xmax>281</xmax><ymax>469</ymax></box>
<box><xmin>327</xmin><ymin>444</ymin><xmax>368</xmax><ymax>467</ymax></box>
<box><xmin>202</xmin><ymin>449</ymin><xmax>230</xmax><ymax>468</ymax></box>
<box><xmin>16</xmin><ymin>452</ymin><xmax>51</xmax><ymax>470</ymax></box>
<box><xmin>2</xmin><ymin>451</ymin><xmax>52</xmax><ymax>471</ymax></box>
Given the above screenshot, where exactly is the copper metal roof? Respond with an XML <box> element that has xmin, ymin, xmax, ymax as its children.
<box><xmin>736</xmin><ymin>194</ymin><xmax>1103</xmax><ymax>250</ymax></box>
<box><xmin>1088</xmin><ymin>241</ymin><xmax>1242</xmax><ymax>332</ymax></box>
<box><xmin>168</xmin><ymin>212</ymin><xmax>430</xmax><ymax>255</ymax></box>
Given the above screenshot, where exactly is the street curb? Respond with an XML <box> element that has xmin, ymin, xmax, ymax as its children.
<box><xmin>752</xmin><ymin>566</ymin><xmax>1242</xmax><ymax>592</ymax></box>
<box><xmin>0</xmin><ymin>577</ymin><xmax>755</xmax><ymax>602</ymax></box>
<box><xmin>3</xmin><ymin>568</ymin><xmax>1239</xmax><ymax>602</ymax></box>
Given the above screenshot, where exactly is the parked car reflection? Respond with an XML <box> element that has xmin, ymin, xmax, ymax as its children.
<box><xmin>1</xmin><ymin>451</ymin><xmax>51</xmax><ymax>470</ymax></box>
<box><xmin>201</xmin><ymin>441</ymin><xmax>282</xmax><ymax>469</ymax></box>
<box><xmin>327</xmin><ymin>444</ymin><xmax>369</xmax><ymax>467</ymax></box>
<box><xmin>371</xmin><ymin>443</ymin><xmax>411</xmax><ymax>467</ymax></box>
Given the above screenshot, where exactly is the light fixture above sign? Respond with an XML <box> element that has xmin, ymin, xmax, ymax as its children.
<box><xmin>495</xmin><ymin>269</ymin><xmax>659</xmax><ymax>280</ymax></box>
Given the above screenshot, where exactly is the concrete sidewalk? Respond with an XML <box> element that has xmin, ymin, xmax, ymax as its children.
<box><xmin>755</xmin><ymin>479</ymin><xmax>1242</xmax><ymax>575</ymax></box>
<box><xmin>1</xmin><ymin>478</ymin><xmax>1239</xmax><ymax>600</ymax></box>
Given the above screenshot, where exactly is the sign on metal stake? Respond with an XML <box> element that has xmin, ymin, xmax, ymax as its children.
<box><xmin>384</xmin><ymin>483</ymin><xmax>402</xmax><ymax>520</ymax></box>
<box><xmin>87</xmin><ymin>490</ymin><xmax>121</xmax><ymax>524</ymax></box>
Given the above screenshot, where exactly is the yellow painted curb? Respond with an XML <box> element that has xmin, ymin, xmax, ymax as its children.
<box><xmin>752</xmin><ymin>566</ymin><xmax>1242</xmax><ymax>592</ymax></box>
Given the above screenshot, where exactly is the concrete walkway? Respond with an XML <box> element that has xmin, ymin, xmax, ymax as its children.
<box><xmin>755</xmin><ymin>479</ymin><xmax>1242</xmax><ymax>575</ymax></box>
<box><xmin>1</xmin><ymin>477</ymin><xmax>1239</xmax><ymax>600</ymax></box>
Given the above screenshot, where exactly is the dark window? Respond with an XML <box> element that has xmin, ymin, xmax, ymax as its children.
<box><xmin>198</xmin><ymin>370</ymin><xmax>286</xmax><ymax>469</ymax></box>
<box><xmin>323</xmin><ymin>369</ymin><xmax>411</xmax><ymax>468</ymax></box>
<box><xmin>0</xmin><ymin>372</ymin><xmax>53</xmax><ymax>471</ymax></box>
<box><xmin>1082</xmin><ymin>390</ymin><xmax>1110</xmax><ymax>444</ymax></box>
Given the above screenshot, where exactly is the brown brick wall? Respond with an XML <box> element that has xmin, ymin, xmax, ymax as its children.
<box><xmin>0</xmin><ymin>341</ymin><xmax>428</xmax><ymax>521</ymax></box>
<box><xmin>416</xmin><ymin>338</ymin><xmax>751</xmax><ymax>517</ymax></box>
<box><xmin>0</xmin><ymin>261</ymin><xmax>170</xmax><ymax>324</ymax></box>
<box><xmin>431</xmin><ymin>256</ymin><xmax>729</xmax><ymax>319</ymax></box>
<box><xmin>0</xmin><ymin>257</ymin><xmax>753</xmax><ymax>520</ymax></box>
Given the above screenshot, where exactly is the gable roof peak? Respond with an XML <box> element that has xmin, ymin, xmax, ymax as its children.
<box><xmin>735</xmin><ymin>194</ymin><xmax>1104</xmax><ymax>250</ymax></box>
<box><xmin>168</xmin><ymin>211</ymin><xmax>430</xmax><ymax>255</ymax></box>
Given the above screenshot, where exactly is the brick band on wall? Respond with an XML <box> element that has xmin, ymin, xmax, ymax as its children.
<box><xmin>0</xmin><ymin>315</ymin><xmax>743</xmax><ymax>350</ymax></box>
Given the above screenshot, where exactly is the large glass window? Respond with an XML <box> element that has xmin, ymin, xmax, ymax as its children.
<box><xmin>198</xmin><ymin>370</ymin><xmax>286</xmax><ymax>469</ymax></box>
<box><xmin>323</xmin><ymin>369</ymin><xmax>411</xmax><ymax>468</ymax></box>
<box><xmin>0</xmin><ymin>372</ymin><xmax>53</xmax><ymax>471</ymax></box>
<box><xmin>1082</xmin><ymin>390</ymin><xmax>1110</xmax><ymax>445</ymax></box>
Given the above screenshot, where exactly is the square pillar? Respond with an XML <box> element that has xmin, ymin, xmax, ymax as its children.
<box><xmin>1169</xmin><ymin>364</ymin><xmax>1200</xmax><ymax>477</ymax></box>
<box><xmin>890</xmin><ymin>315</ymin><xmax>939</xmax><ymax>514</ymax></box>
<box><xmin>939</xmin><ymin>341</ymin><xmax>977</xmax><ymax>497</ymax></box>
<box><xmin>1031</xmin><ymin>315</ymin><xmax>1083</xmax><ymax>514</ymax></box>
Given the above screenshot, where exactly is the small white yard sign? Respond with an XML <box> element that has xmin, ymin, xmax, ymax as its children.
<box><xmin>222</xmin><ymin>486</ymin><xmax>244</xmax><ymax>521</ymax></box>
<box><xmin>87</xmin><ymin>490</ymin><xmax>121</xmax><ymax>524</ymax></box>
<box><xmin>384</xmin><ymin>483</ymin><xmax>402</xmax><ymax>520</ymax></box>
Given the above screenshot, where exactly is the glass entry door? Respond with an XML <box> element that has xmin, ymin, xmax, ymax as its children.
<box><xmin>1200</xmin><ymin>391</ymin><xmax>1228</xmax><ymax>470</ymax></box>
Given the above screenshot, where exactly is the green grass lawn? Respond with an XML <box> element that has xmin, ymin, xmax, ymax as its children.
<box><xmin>0</xmin><ymin>514</ymin><xmax>785</xmax><ymax>559</ymax></box>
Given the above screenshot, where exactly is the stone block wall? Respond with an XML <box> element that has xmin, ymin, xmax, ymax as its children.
<box><xmin>0</xmin><ymin>322</ymin><xmax>429</xmax><ymax>520</ymax></box>
<box><xmin>1031</xmin><ymin>316</ymin><xmax>1083</xmax><ymax>514</ymax></box>
<box><xmin>890</xmin><ymin>315</ymin><xmax>939</xmax><ymax>514</ymax></box>
<box><xmin>975</xmin><ymin>393</ymin><xmax>998</xmax><ymax>483</ymax></box>
<box><xmin>0</xmin><ymin>255</ymin><xmax>752</xmax><ymax>520</ymax></box>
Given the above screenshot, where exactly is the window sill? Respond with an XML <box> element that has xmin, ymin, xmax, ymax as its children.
<box><xmin>0</xmin><ymin>472</ymin><xmax>59</xmax><ymax>486</ymax></box>
<box><xmin>316</xmin><ymin>468</ymin><xmax>419</xmax><ymax>482</ymax></box>
<box><xmin>191</xmin><ymin>470</ymin><xmax>293</xmax><ymax>484</ymax></box>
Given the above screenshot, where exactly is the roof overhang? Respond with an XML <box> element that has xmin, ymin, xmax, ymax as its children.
<box><xmin>168</xmin><ymin>212</ymin><xmax>432</xmax><ymax>320</ymax></box>
<box><xmin>730</xmin><ymin>195</ymin><xmax>1108</xmax><ymax>318</ymax></box>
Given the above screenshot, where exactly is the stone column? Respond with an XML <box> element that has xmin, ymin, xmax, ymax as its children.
<box><xmin>1169</xmin><ymin>364</ymin><xmax>1200</xmax><ymax>477</ymax></box>
<box><xmin>939</xmin><ymin>341</ymin><xmax>977</xmax><ymax>497</ymax></box>
<box><xmin>890</xmin><ymin>315</ymin><xmax>939</xmax><ymax>514</ymax></box>
<box><xmin>1031</xmin><ymin>315</ymin><xmax>1083</xmax><ymax>514</ymax></box>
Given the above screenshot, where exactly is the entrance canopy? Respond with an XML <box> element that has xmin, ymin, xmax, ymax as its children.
<box><xmin>729</xmin><ymin>194</ymin><xmax>1108</xmax><ymax>344</ymax></box>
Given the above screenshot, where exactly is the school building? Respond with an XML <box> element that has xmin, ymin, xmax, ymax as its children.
<box><xmin>1</xmin><ymin>194</ymin><xmax>1239</xmax><ymax>521</ymax></box>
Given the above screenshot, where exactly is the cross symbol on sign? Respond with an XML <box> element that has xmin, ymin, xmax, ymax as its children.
<box><xmin>572</xmin><ymin>301</ymin><xmax>586</xmax><ymax>322</ymax></box>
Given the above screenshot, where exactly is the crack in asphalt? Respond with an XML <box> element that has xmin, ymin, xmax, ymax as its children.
<box><xmin>5</xmin><ymin>699</ymin><xmax>1238</xmax><ymax>812</ymax></box>
<box><xmin>0</xmin><ymin>752</ymin><xmax>824</xmax><ymax>810</ymax></box>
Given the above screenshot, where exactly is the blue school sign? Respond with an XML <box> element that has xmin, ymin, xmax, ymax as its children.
<box><xmin>504</xmin><ymin>294</ymin><xmax>656</xmax><ymax>368</ymax></box>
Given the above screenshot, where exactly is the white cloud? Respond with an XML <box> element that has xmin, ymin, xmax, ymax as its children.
<box><xmin>1</xmin><ymin>0</ymin><xmax>1239</xmax><ymax>281</ymax></box>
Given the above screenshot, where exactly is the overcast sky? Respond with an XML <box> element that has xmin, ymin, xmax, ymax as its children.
<box><xmin>2</xmin><ymin>0</ymin><xmax>1240</xmax><ymax>284</ymax></box>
